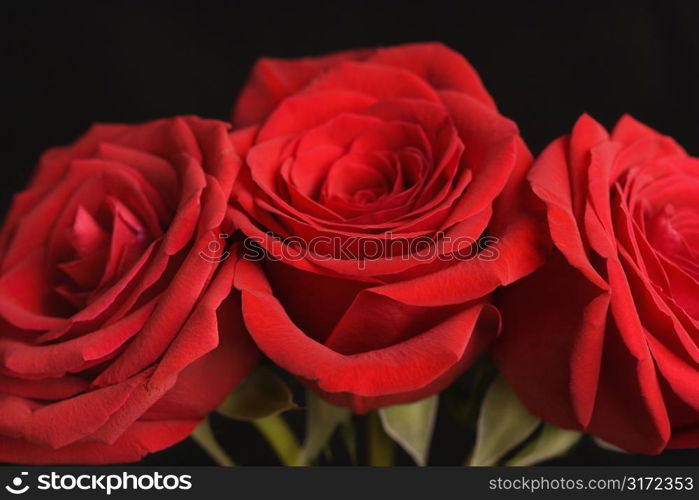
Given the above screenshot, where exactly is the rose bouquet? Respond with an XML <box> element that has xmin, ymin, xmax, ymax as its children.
<box><xmin>1</xmin><ymin>43</ymin><xmax>696</xmax><ymax>466</ymax></box>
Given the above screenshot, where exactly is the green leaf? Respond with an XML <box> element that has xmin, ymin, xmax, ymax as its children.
<box><xmin>341</xmin><ymin>419</ymin><xmax>358</xmax><ymax>464</ymax></box>
<box><xmin>191</xmin><ymin>419</ymin><xmax>236</xmax><ymax>466</ymax></box>
<box><xmin>368</xmin><ymin>411</ymin><xmax>395</xmax><ymax>466</ymax></box>
<box><xmin>218</xmin><ymin>365</ymin><xmax>297</xmax><ymax>421</ymax></box>
<box><xmin>594</xmin><ymin>437</ymin><xmax>628</xmax><ymax>453</ymax></box>
<box><xmin>469</xmin><ymin>376</ymin><xmax>540</xmax><ymax>466</ymax></box>
<box><xmin>506</xmin><ymin>424</ymin><xmax>582</xmax><ymax>466</ymax></box>
<box><xmin>379</xmin><ymin>395</ymin><xmax>438</xmax><ymax>466</ymax></box>
<box><xmin>296</xmin><ymin>391</ymin><xmax>351</xmax><ymax>465</ymax></box>
<box><xmin>253</xmin><ymin>415</ymin><xmax>301</xmax><ymax>466</ymax></box>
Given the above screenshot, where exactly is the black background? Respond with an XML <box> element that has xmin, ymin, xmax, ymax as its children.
<box><xmin>2</xmin><ymin>0</ymin><xmax>698</xmax><ymax>466</ymax></box>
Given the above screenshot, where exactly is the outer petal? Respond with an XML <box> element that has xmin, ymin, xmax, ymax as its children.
<box><xmin>494</xmin><ymin>252</ymin><xmax>609</xmax><ymax>430</ymax></box>
<box><xmin>231</xmin><ymin>42</ymin><xmax>496</xmax><ymax>127</ymax></box>
<box><xmin>368</xmin><ymin>42</ymin><xmax>497</xmax><ymax>110</ymax></box>
<box><xmin>234</xmin><ymin>258</ymin><xmax>498</xmax><ymax>412</ymax></box>
<box><xmin>232</xmin><ymin>48</ymin><xmax>374</xmax><ymax>127</ymax></box>
<box><xmin>0</xmin><ymin>420</ymin><xmax>197</xmax><ymax>465</ymax></box>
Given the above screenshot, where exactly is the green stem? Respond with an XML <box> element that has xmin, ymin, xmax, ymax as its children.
<box><xmin>254</xmin><ymin>414</ymin><xmax>302</xmax><ymax>466</ymax></box>
<box><xmin>367</xmin><ymin>412</ymin><xmax>394</xmax><ymax>466</ymax></box>
<box><xmin>464</xmin><ymin>448</ymin><xmax>474</xmax><ymax>466</ymax></box>
<box><xmin>191</xmin><ymin>419</ymin><xmax>236</xmax><ymax>466</ymax></box>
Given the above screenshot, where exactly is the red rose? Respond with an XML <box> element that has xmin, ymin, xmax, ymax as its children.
<box><xmin>229</xmin><ymin>43</ymin><xmax>545</xmax><ymax>412</ymax></box>
<box><xmin>494</xmin><ymin>114</ymin><xmax>699</xmax><ymax>454</ymax></box>
<box><xmin>0</xmin><ymin>116</ymin><xmax>258</xmax><ymax>464</ymax></box>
